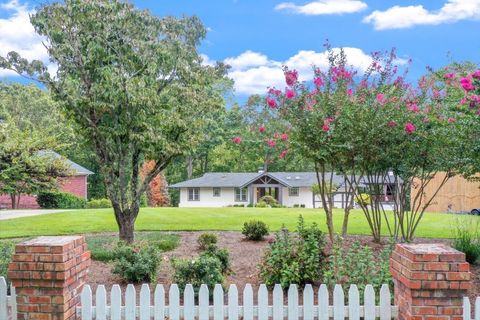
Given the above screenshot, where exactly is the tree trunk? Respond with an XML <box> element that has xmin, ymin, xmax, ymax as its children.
<box><xmin>10</xmin><ymin>194</ymin><xmax>16</xmax><ymax>209</ymax></box>
<box><xmin>186</xmin><ymin>156</ymin><xmax>193</xmax><ymax>179</ymax></box>
<box><xmin>341</xmin><ymin>208</ymin><xmax>350</xmax><ymax>237</ymax></box>
<box><xmin>326</xmin><ymin>208</ymin><xmax>335</xmax><ymax>242</ymax></box>
<box><xmin>113</xmin><ymin>204</ymin><xmax>139</xmax><ymax>243</ymax></box>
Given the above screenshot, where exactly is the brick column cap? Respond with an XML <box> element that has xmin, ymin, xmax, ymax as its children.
<box><xmin>395</xmin><ymin>243</ymin><xmax>465</xmax><ymax>262</ymax></box>
<box><xmin>14</xmin><ymin>236</ymin><xmax>85</xmax><ymax>254</ymax></box>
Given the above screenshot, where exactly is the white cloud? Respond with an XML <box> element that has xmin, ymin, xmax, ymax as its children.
<box><xmin>363</xmin><ymin>0</ymin><xmax>480</xmax><ymax>30</ymax></box>
<box><xmin>275</xmin><ymin>0</ymin><xmax>367</xmax><ymax>15</ymax></box>
<box><xmin>0</xmin><ymin>0</ymin><xmax>52</xmax><ymax>77</ymax></box>
<box><xmin>221</xmin><ymin>47</ymin><xmax>379</xmax><ymax>95</ymax></box>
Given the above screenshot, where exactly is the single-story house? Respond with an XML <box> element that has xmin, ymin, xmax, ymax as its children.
<box><xmin>0</xmin><ymin>151</ymin><xmax>94</xmax><ymax>209</ymax></box>
<box><xmin>170</xmin><ymin>171</ymin><xmax>397</xmax><ymax>209</ymax></box>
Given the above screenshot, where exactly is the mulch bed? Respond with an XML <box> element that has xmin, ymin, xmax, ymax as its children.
<box><xmin>85</xmin><ymin>231</ymin><xmax>480</xmax><ymax>303</ymax></box>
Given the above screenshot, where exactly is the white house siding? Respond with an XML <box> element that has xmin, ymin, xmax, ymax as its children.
<box><xmin>178</xmin><ymin>187</ymin><xmax>249</xmax><ymax>207</ymax></box>
<box><xmin>281</xmin><ymin>187</ymin><xmax>315</xmax><ymax>208</ymax></box>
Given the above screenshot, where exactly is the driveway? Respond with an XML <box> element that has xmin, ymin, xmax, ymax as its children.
<box><xmin>0</xmin><ymin>209</ymin><xmax>71</xmax><ymax>220</ymax></box>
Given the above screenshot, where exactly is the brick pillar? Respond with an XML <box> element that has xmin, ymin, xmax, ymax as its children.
<box><xmin>8</xmin><ymin>236</ymin><xmax>91</xmax><ymax>320</ymax></box>
<box><xmin>390</xmin><ymin>243</ymin><xmax>471</xmax><ymax>320</ymax></box>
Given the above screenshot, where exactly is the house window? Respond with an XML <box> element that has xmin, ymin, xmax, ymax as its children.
<box><xmin>188</xmin><ymin>188</ymin><xmax>200</xmax><ymax>201</ymax></box>
<box><xmin>289</xmin><ymin>187</ymin><xmax>299</xmax><ymax>197</ymax></box>
<box><xmin>235</xmin><ymin>187</ymin><xmax>248</xmax><ymax>202</ymax></box>
<box><xmin>213</xmin><ymin>187</ymin><xmax>221</xmax><ymax>197</ymax></box>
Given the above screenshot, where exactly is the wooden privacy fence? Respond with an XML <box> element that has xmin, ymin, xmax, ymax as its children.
<box><xmin>78</xmin><ymin>283</ymin><xmax>397</xmax><ymax>320</ymax></box>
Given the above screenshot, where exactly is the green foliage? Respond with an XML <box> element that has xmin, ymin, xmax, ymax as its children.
<box><xmin>202</xmin><ymin>244</ymin><xmax>230</xmax><ymax>274</ymax></box>
<box><xmin>197</xmin><ymin>233</ymin><xmax>218</xmax><ymax>250</ymax></box>
<box><xmin>172</xmin><ymin>255</ymin><xmax>224</xmax><ymax>296</ymax></box>
<box><xmin>242</xmin><ymin>220</ymin><xmax>269</xmax><ymax>241</ymax></box>
<box><xmin>86</xmin><ymin>198</ymin><xmax>112</xmax><ymax>209</ymax></box>
<box><xmin>112</xmin><ymin>242</ymin><xmax>160</xmax><ymax>283</ymax></box>
<box><xmin>255</xmin><ymin>201</ymin><xmax>267</xmax><ymax>208</ymax></box>
<box><xmin>0</xmin><ymin>241</ymin><xmax>15</xmax><ymax>284</ymax></box>
<box><xmin>259</xmin><ymin>216</ymin><xmax>326</xmax><ymax>288</ymax></box>
<box><xmin>355</xmin><ymin>193</ymin><xmax>371</xmax><ymax>206</ymax></box>
<box><xmin>452</xmin><ymin>223</ymin><xmax>480</xmax><ymax>264</ymax></box>
<box><xmin>37</xmin><ymin>191</ymin><xmax>86</xmax><ymax>209</ymax></box>
<box><xmin>323</xmin><ymin>238</ymin><xmax>393</xmax><ymax>296</ymax></box>
<box><xmin>86</xmin><ymin>233</ymin><xmax>178</xmax><ymax>262</ymax></box>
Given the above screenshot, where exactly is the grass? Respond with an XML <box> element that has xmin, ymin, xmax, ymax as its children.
<box><xmin>0</xmin><ymin>207</ymin><xmax>478</xmax><ymax>239</ymax></box>
<box><xmin>86</xmin><ymin>232</ymin><xmax>180</xmax><ymax>261</ymax></box>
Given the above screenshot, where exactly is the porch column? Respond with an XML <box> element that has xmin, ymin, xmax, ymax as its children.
<box><xmin>278</xmin><ymin>186</ymin><xmax>283</xmax><ymax>205</ymax></box>
<box><xmin>248</xmin><ymin>185</ymin><xmax>254</xmax><ymax>206</ymax></box>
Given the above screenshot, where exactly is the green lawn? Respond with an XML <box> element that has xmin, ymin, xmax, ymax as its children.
<box><xmin>0</xmin><ymin>207</ymin><xmax>477</xmax><ymax>239</ymax></box>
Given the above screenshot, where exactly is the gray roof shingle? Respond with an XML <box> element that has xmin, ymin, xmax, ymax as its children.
<box><xmin>38</xmin><ymin>150</ymin><xmax>94</xmax><ymax>175</ymax></box>
<box><xmin>170</xmin><ymin>172</ymin><xmax>348</xmax><ymax>188</ymax></box>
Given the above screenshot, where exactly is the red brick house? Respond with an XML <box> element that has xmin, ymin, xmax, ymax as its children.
<box><xmin>0</xmin><ymin>152</ymin><xmax>93</xmax><ymax>209</ymax></box>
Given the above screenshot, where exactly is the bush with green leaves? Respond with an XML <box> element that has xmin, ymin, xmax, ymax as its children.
<box><xmin>197</xmin><ymin>233</ymin><xmax>217</xmax><ymax>250</ymax></box>
<box><xmin>255</xmin><ymin>201</ymin><xmax>267</xmax><ymax>208</ymax></box>
<box><xmin>242</xmin><ymin>220</ymin><xmax>269</xmax><ymax>241</ymax></box>
<box><xmin>202</xmin><ymin>244</ymin><xmax>230</xmax><ymax>274</ymax></box>
<box><xmin>37</xmin><ymin>191</ymin><xmax>86</xmax><ymax>209</ymax></box>
<box><xmin>86</xmin><ymin>198</ymin><xmax>112</xmax><ymax>208</ymax></box>
<box><xmin>452</xmin><ymin>223</ymin><xmax>480</xmax><ymax>264</ymax></box>
<box><xmin>323</xmin><ymin>238</ymin><xmax>393</xmax><ymax>296</ymax></box>
<box><xmin>259</xmin><ymin>216</ymin><xmax>326</xmax><ymax>288</ymax></box>
<box><xmin>172</xmin><ymin>255</ymin><xmax>224</xmax><ymax>296</ymax></box>
<box><xmin>0</xmin><ymin>241</ymin><xmax>15</xmax><ymax>283</ymax></box>
<box><xmin>111</xmin><ymin>242</ymin><xmax>160</xmax><ymax>282</ymax></box>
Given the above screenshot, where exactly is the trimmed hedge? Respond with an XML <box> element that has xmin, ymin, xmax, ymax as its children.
<box><xmin>87</xmin><ymin>198</ymin><xmax>112</xmax><ymax>209</ymax></box>
<box><xmin>37</xmin><ymin>191</ymin><xmax>87</xmax><ymax>209</ymax></box>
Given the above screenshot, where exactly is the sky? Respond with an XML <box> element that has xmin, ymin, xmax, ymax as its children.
<box><xmin>1</xmin><ymin>0</ymin><xmax>480</xmax><ymax>102</ymax></box>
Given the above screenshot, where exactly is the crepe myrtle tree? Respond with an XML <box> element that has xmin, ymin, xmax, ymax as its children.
<box><xmin>268</xmin><ymin>47</ymin><xmax>466</xmax><ymax>242</ymax></box>
<box><xmin>0</xmin><ymin>0</ymin><xmax>229</xmax><ymax>242</ymax></box>
<box><xmin>231</xmin><ymin>96</ymin><xmax>290</xmax><ymax>172</ymax></box>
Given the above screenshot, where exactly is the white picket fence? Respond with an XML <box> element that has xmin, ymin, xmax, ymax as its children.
<box><xmin>78</xmin><ymin>283</ymin><xmax>396</xmax><ymax>320</ymax></box>
<box><xmin>0</xmin><ymin>277</ymin><xmax>17</xmax><ymax>320</ymax></box>
<box><xmin>463</xmin><ymin>297</ymin><xmax>480</xmax><ymax>320</ymax></box>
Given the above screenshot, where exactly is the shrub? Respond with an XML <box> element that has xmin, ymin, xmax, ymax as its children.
<box><xmin>172</xmin><ymin>255</ymin><xmax>224</xmax><ymax>296</ymax></box>
<box><xmin>37</xmin><ymin>191</ymin><xmax>86</xmax><ymax>209</ymax></box>
<box><xmin>255</xmin><ymin>201</ymin><xmax>267</xmax><ymax>208</ymax></box>
<box><xmin>86</xmin><ymin>198</ymin><xmax>112</xmax><ymax>208</ymax></box>
<box><xmin>452</xmin><ymin>223</ymin><xmax>480</xmax><ymax>264</ymax></box>
<box><xmin>323</xmin><ymin>238</ymin><xmax>393</xmax><ymax>296</ymax></box>
<box><xmin>355</xmin><ymin>193</ymin><xmax>371</xmax><ymax>206</ymax></box>
<box><xmin>112</xmin><ymin>242</ymin><xmax>160</xmax><ymax>282</ymax></box>
<box><xmin>242</xmin><ymin>220</ymin><xmax>269</xmax><ymax>241</ymax></box>
<box><xmin>0</xmin><ymin>241</ymin><xmax>15</xmax><ymax>282</ymax></box>
<box><xmin>87</xmin><ymin>233</ymin><xmax>179</xmax><ymax>262</ymax></box>
<box><xmin>202</xmin><ymin>244</ymin><xmax>230</xmax><ymax>274</ymax></box>
<box><xmin>259</xmin><ymin>216</ymin><xmax>326</xmax><ymax>288</ymax></box>
<box><xmin>197</xmin><ymin>233</ymin><xmax>217</xmax><ymax>250</ymax></box>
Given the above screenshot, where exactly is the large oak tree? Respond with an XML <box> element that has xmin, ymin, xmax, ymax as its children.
<box><xmin>1</xmin><ymin>0</ymin><xmax>228</xmax><ymax>242</ymax></box>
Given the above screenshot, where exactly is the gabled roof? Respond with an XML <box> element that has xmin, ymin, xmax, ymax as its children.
<box><xmin>170</xmin><ymin>172</ymin><xmax>348</xmax><ymax>188</ymax></box>
<box><xmin>38</xmin><ymin>150</ymin><xmax>94</xmax><ymax>175</ymax></box>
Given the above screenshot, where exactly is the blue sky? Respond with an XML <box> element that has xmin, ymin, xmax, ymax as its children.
<box><xmin>1</xmin><ymin>0</ymin><xmax>480</xmax><ymax>101</ymax></box>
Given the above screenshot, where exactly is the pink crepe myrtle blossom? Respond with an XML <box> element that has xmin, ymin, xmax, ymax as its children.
<box><xmin>460</xmin><ymin>77</ymin><xmax>475</xmax><ymax>92</ymax></box>
<box><xmin>286</xmin><ymin>89</ymin><xmax>296</xmax><ymax>99</ymax></box>
<box><xmin>280</xmin><ymin>133</ymin><xmax>289</xmax><ymax>141</ymax></box>
<box><xmin>284</xmin><ymin>70</ymin><xmax>298</xmax><ymax>86</ymax></box>
<box><xmin>314</xmin><ymin>77</ymin><xmax>324</xmax><ymax>88</ymax></box>
<box><xmin>387</xmin><ymin>120</ymin><xmax>397</xmax><ymax>128</ymax></box>
<box><xmin>266</xmin><ymin>97</ymin><xmax>277</xmax><ymax>108</ymax></box>
<box><xmin>279</xmin><ymin>150</ymin><xmax>288</xmax><ymax>159</ymax></box>
<box><xmin>268</xmin><ymin>88</ymin><xmax>282</xmax><ymax>96</ymax></box>
<box><xmin>423</xmin><ymin>117</ymin><xmax>430</xmax><ymax>124</ymax></box>
<box><xmin>404</xmin><ymin>122</ymin><xmax>416</xmax><ymax>134</ymax></box>
<box><xmin>259</xmin><ymin>126</ymin><xmax>266</xmax><ymax>133</ymax></box>
<box><xmin>448</xmin><ymin>117</ymin><xmax>456</xmax><ymax>124</ymax></box>
<box><xmin>445</xmin><ymin>73</ymin><xmax>456</xmax><ymax>79</ymax></box>
<box><xmin>266</xmin><ymin>139</ymin><xmax>276</xmax><ymax>147</ymax></box>
<box><xmin>232</xmin><ymin>136</ymin><xmax>242</xmax><ymax>144</ymax></box>
<box><xmin>347</xmin><ymin>88</ymin><xmax>353</xmax><ymax>97</ymax></box>
<box><xmin>472</xmin><ymin>71</ymin><xmax>480</xmax><ymax>79</ymax></box>
<box><xmin>408</xmin><ymin>103</ymin><xmax>420</xmax><ymax>113</ymax></box>
<box><xmin>322</xmin><ymin>124</ymin><xmax>330</xmax><ymax>132</ymax></box>
<box><xmin>376</xmin><ymin>93</ymin><xmax>385</xmax><ymax>104</ymax></box>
